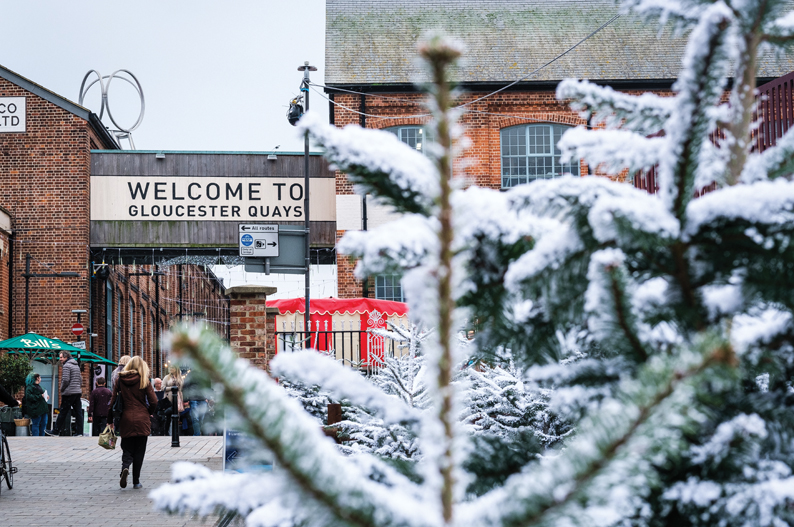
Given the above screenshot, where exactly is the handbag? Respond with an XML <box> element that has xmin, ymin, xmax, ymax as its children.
<box><xmin>98</xmin><ymin>425</ymin><xmax>117</xmax><ymax>450</ymax></box>
<box><xmin>112</xmin><ymin>389</ymin><xmax>124</xmax><ymax>419</ymax></box>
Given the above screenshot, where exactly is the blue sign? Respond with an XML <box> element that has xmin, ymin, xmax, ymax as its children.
<box><xmin>241</xmin><ymin>234</ymin><xmax>253</xmax><ymax>246</ymax></box>
<box><xmin>224</xmin><ymin>426</ymin><xmax>273</xmax><ymax>473</ymax></box>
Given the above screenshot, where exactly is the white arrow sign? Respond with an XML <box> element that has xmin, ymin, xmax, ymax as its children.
<box><xmin>239</xmin><ymin>224</ymin><xmax>279</xmax><ymax>257</ymax></box>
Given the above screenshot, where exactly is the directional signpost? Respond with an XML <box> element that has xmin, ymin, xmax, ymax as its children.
<box><xmin>243</xmin><ymin>224</ymin><xmax>307</xmax><ymax>275</ymax></box>
<box><xmin>238</xmin><ymin>224</ymin><xmax>279</xmax><ymax>257</ymax></box>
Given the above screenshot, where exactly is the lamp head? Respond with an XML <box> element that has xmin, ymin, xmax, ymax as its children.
<box><xmin>287</xmin><ymin>98</ymin><xmax>304</xmax><ymax>126</ymax></box>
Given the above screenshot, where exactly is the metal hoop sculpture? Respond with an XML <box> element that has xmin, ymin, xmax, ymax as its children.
<box><xmin>79</xmin><ymin>69</ymin><xmax>145</xmax><ymax>134</ymax></box>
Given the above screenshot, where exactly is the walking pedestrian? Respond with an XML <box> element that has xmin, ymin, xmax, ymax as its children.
<box><xmin>47</xmin><ymin>351</ymin><xmax>83</xmax><ymax>436</ymax></box>
<box><xmin>150</xmin><ymin>378</ymin><xmax>164</xmax><ymax>436</ymax></box>
<box><xmin>183</xmin><ymin>373</ymin><xmax>207</xmax><ymax>436</ymax></box>
<box><xmin>109</xmin><ymin>356</ymin><xmax>157</xmax><ymax>490</ymax></box>
<box><xmin>88</xmin><ymin>376</ymin><xmax>112</xmax><ymax>436</ymax></box>
<box><xmin>24</xmin><ymin>373</ymin><xmax>48</xmax><ymax>436</ymax></box>
<box><xmin>162</xmin><ymin>365</ymin><xmax>183</xmax><ymax>435</ymax></box>
<box><xmin>110</xmin><ymin>355</ymin><xmax>131</xmax><ymax>389</ymax></box>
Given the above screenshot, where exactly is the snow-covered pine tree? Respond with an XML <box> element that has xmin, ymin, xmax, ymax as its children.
<box><xmin>153</xmin><ymin>2</ymin><xmax>794</xmax><ymax>525</ymax></box>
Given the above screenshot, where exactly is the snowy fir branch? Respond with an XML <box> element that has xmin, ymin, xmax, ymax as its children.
<box><xmin>556</xmin><ymin>79</ymin><xmax>674</xmax><ymax>135</ymax></box>
<box><xmin>741</xmin><ymin>126</ymin><xmax>794</xmax><ymax>182</ymax></box>
<box><xmin>271</xmin><ymin>351</ymin><xmax>422</xmax><ymax>426</ymax></box>
<box><xmin>159</xmin><ymin>325</ymin><xmax>434</xmax><ymax>527</ymax></box>
<box><xmin>297</xmin><ymin>112</ymin><xmax>439</xmax><ymax>217</ymax></box>
<box><xmin>337</xmin><ymin>214</ymin><xmax>438</xmax><ymax>279</ymax></box>
<box><xmin>153</xmin><ymin>4</ymin><xmax>794</xmax><ymax>526</ymax></box>
<box><xmin>557</xmin><ymin>127</ymin><xmax>664</xmax><ymax>176</ymax></box>
<box><xmin>461</xmin><ymin>336</ymin><xmax>736</xmax><ymax>527</ymax></box>
<box><xmin>657</xmin><ymin>2</ymin><xmax>731</xmax><ymax>220</ymax></box>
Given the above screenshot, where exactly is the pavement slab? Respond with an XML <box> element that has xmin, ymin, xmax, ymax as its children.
<box><xmin>0</xmin><ymin>436</ymin><xmax>224</xmax><ymax>527</ymax></box>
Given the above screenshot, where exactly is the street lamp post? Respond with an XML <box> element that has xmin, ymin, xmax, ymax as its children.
<box><xmin>297</xmin><ymin>61</ymin><xmax>316</xmax><ymax>335</ymax></box>
<box><xmin>171</xmin><ymin>385</ymin><xmax>180</xmax><ymax>447</ymax></box>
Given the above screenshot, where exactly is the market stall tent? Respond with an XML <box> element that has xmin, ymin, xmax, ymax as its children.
<box><xmin>268</xmin><ymin>298</ymin><xmax>409</xmax><ymax>366</ymax></box>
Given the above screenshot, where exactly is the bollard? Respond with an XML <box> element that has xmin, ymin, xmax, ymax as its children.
<box><xmin>171</xmin><ymin>385</ymin><xmax>180</xmax><ymax>447</ymax></box>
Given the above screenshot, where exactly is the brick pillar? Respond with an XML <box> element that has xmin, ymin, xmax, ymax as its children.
<box><xmin>227</xmin><ymin>286</ymin><xmax>277</xmax><ymax>370</ymax></box>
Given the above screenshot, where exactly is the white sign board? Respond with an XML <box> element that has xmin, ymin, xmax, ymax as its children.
<box><xmin>239</xmin><ymin>224</ymin><xmax>279</xmax><ymax>257</ymax></box>
<box><xmin>0</xmin><ymin>97</ymin><xmax>25</xmax><ymax>133</ymax></box>
<box><xmin>71</xmin><ymin>340</ymin><xmax>86</xmax><ymax>350</ymax></box>
<box><xmin>90</xmin><ymin>176</ymin><xmax>335</xmax><ymax>222</ymax></box>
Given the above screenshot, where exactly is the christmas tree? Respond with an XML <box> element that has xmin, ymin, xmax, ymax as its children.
<box><xmin>152</xmin><ymin>1</ymin><xmax>794</xmax><ymax>525</ymax></box>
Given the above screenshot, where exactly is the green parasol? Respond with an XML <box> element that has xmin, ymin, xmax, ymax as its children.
<box><xmin>0</xmin><ymin>333</ymin><xmax>116</xmax><ymax>427</ymax></box>
<box><xmin>0</xmin><ymin>333</ymin><xmax>116</xmax><ymax>365</ymax></box>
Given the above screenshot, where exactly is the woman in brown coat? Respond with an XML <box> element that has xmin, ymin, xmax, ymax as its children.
<box><xmin>109</xmin><ymin>356</ymin><xmax>157</xmax><ymax>489</ymax></box>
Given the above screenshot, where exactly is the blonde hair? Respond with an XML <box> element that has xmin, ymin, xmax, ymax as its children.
<box><xmin>118</xmin><ymin>355</ymin><xmax>131</xmax><ymax>367</ymax></box>
<box><xmin>124</xmin><ymin>356</ymin><xmax>150</xmax><ymax>389</ymax></box>
<box><xmin>167</xmin><ymin>365</ymin><xmax>183</xmax><ymax>384</ymax></box>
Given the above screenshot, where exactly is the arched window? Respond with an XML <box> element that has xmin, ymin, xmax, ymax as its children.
<box><xmin>130</xmin><ymin>300</ymin><xmax>135</xmax><ymax>356</ymax></box>
<box><xmin>151</xmin><ymin>312</ymin><xmax>157</xmax><ymax>373</ymax></box>
<box><xmin>140</xmin><ymin>307</ymin><xmax>146</xmax><ymax>363</ymax></box>
<box><xmin>501</xmin><ymin>124</ymin><xmax>579</xmax><ymax>188</ymax></box>
<box><xmin>116</xmin><ymin>290</ymin><xmax>123</xmax><ymax>361</ymax></box>
<box><xmin>105</xmin><ymin>281</ymin><xmax>113</xmax><ymax>361</ymax></box>
<box><xmin>386</xmin><ymin>125</ymin><xmax>432</xmax><ymax>154</ymax></box>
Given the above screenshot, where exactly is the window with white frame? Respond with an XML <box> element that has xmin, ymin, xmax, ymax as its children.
<box><xmin>386</xmin><ymin>125</ymin><xmax>432</xmax><ymax>154</ymax></box>
<box><xmin>501</xmin><ymin>124</ymin><xmax>579</xmax><ymax>188</ymax></box>
<box><xmin>374</xmin><ymin>274</ymin><xmax>404</xmax><ymax>302</ymax></box>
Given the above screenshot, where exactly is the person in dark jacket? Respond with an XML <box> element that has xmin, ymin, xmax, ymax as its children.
<box><xmin>25</xmin><ymin>373</ymin><xmax>49</xmax><ymax>436</ymax></box>
<box><xmin>48</xmin><ymin>351</ymin><xmax>83</xmax><ymax>436</ymax></box>
<box><xmin>109</xmin><ymin>356</ymin><xmax>157</xmax><ymax>489</ymax></box>
<box><xmin>88</xmin><ymin>376</ymin><xmax>112</xmax><ymax>437</ymax></box>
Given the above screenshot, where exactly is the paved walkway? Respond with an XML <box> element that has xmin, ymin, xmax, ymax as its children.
<box><xmin>1</xmin><ymin>436</ymin><xmax>224</xmax><ymax>527</ymax></box>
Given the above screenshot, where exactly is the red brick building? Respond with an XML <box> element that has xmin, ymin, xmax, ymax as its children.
<box><xmin>0</xmin><ymin>65</ymin><xmax>229</xmax><ymax>405</ymax></box>
<box><xmin>325</xmin><ymin>0</ymin><xmax>794</xmax><ymax>300</ymax></box>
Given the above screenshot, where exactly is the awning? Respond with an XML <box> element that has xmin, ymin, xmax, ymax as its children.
<box><xmin>0</xmin><ymin>333</ymin><xmax>116</xmax><ymax>365</ymax></box>
<box><xmin>267</xmin><ymin>297</ymin><xmax>409</xmax><ymax>317</ymax></box>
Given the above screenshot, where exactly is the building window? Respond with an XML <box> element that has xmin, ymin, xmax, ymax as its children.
<box><xmin>500</xmin><ymin>124</ymin><xmax>579</xmax><ymax>188</ymax></box>
<box><xmin>140</xmin><ymin>308</ymin><xmax>146</xmax><ymax>363</ymax></box>
<box><xmin>105</xmin><ymin>281</ymin><xmax>113</xmax><ymax>360</ymax></box>
<box><xmin>151</xmin><ymin>313</ymin><xmax>157</xmax><ymax>373</ymax></box>
<box><xmin>116</xmin><ymin>291</ymin><xmax>123</xmax><ymax>360</ymax></box>
<box><xmin>386</xmin><ymin>125</ymin><xmax>432</xmax><ymax>154</ymax></box>
<box><xmin>374</xmin><ymin>274</ymin><xmax>404</xmax><ymax>302</ymax></box>
<box><xmin>130</xmin><ymin>300</ymin><xmax>135</xmax><ymax>356</ymax></box>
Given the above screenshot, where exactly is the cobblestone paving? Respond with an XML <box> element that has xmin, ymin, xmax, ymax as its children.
<box><xmin>0</xmin><ymin>436</ymin><xmax>223</xmax><ymax>527</ymax></box>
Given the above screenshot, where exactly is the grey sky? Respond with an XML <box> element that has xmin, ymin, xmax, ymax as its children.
<box><xmin>0</xmin><ymin>1</ymin><xmax>327</xmax><ymax>152</ymax></box>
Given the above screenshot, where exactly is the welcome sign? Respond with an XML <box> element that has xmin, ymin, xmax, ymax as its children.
<box><xmin>91</xmin><ymin>176</ymin><xmax>336</xmax><ymax>222</ymax></box>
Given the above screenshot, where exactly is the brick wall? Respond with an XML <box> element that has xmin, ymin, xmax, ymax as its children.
<box><xmin>90</xmin><ymin>262</ymin><xmax>229</xmax><ymax>381</ymax></box>
<box><xmin>0</xmin><ymin>78</ymin><xmax>92</xmax><ymax>342</ymax></box>
<box><xmin>330</xmin><ymin>87</ymin><xmax>678</xmax><ymax>298</ymax></box>
<box><xmin>227</xmin><ymin>285</ymin><xmax>277</xmax><ymax>370</ymax></box>
<box><xmin>0</xmin><ymin>76</ymin><xmax>231</xmax><ymax>398</ymax></box>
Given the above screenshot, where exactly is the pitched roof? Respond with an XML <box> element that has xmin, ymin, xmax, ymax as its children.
<box><xmin>0</xmin><ymin>64</ymin><xmax>119</xmax><ymax>148</ymax></box>
<box><xmin>326</xmin><ymin>0</ymin><xmax>794</xmax><ymax>87</ymax></box>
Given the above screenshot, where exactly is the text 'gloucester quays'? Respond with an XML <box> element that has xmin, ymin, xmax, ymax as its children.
<box><xmin>126</xmin><ymin>181</ymin><xmax>304</xmax><ymax>219</ymax></box>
